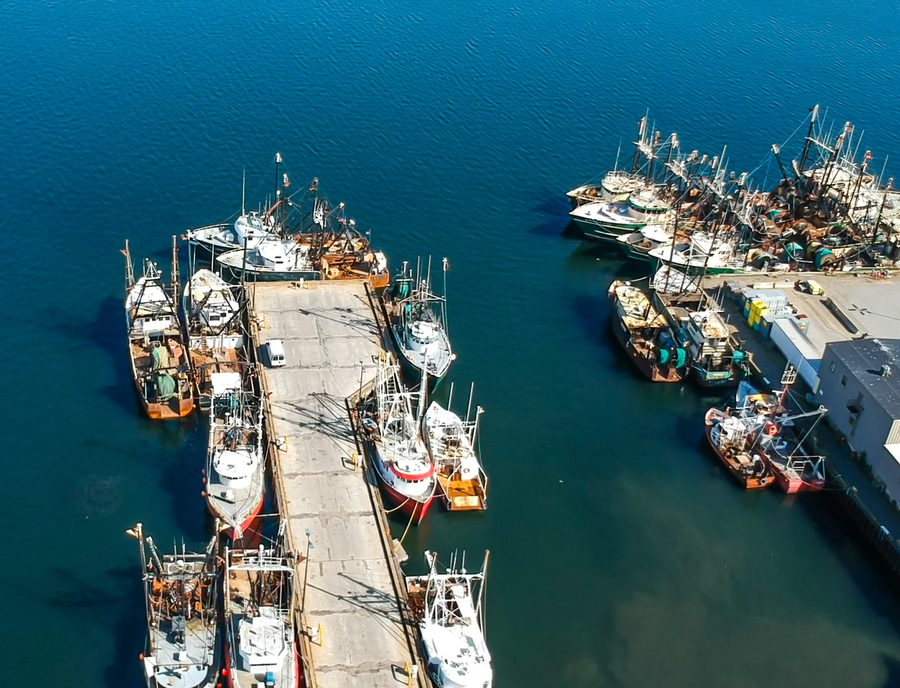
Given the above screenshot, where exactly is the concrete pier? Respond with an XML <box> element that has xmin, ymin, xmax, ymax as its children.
<box><xmin>251</xmin><ymin>280</ymin><xmax>425</xmax><ymax>688</ymax></box>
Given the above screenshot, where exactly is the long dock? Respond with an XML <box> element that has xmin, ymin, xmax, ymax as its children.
<box><xmin>251</xmin><ymin>280</ymin><xmax>426</xmax><ymax>688</ymax></box>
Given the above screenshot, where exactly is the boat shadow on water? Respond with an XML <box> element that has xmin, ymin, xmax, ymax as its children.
<box><xmin>49</xmin><ymin>294</ymin><xmax>141</xmax><ymax>416</ymax></box>
<box><xmin>528</xmin><ymin>195</ymin><xmax>575</xmax><ymax>238</ymax></box>
<box><xmin>158</xmin><ymin>424</ymin><xmax>209</xmax><ymax>543</ymax></box>
<box><xmin>36</xmin><ymin>564</ymin><xmax>146</xmax><ymax>688</ymax></box>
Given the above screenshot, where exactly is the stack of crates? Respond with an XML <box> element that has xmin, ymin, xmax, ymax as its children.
<box><xmin>743</xmin><ymin>289</ymin><xmax>792</xmax><ymax>339</ymax></box>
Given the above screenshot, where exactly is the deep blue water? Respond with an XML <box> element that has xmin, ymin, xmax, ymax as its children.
<box><xmin>4</xmin><ymin>0</ymin><xmax>900</xmax><ymax>685</ymax></box>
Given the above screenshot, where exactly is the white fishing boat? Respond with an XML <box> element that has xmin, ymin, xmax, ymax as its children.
<box><xmin>616</xmin><ymin>223</ymin><xmax>672</xmax><ymax>261</ymax></box>
<box><xmin>383</xmin><ymin>258</ymin><xmax>454</xmax><ymax>387</ymax></box>
<box><xmin>648</xmin><ymin>233</ymin><xmax>751</xmax><ymax>275</ymax></box>
<box><xmin>570</xmin><ymin>189</ymin><xmax>674</xmax><ymax>241</ymax></box>
<box><xmin>183</xmin><ymin>268</ymin><xmax>247</xmax><ymax>410</ymax></box>
<box><xmin>422</xmin><ymin>388</ymin><xmax>488</xmax><ymax>511</ymax></box>
<box><xmin>216</xmin><ymin>237</ymin><xmax>321</xmax><ymax>282</ymax></box>
<box><xmin>361</xmin><ymin>361</ymin><xmax>436</xmax><ymax>524</ymax></box>
<box><xmin>205</xmin><ymin>382</ymin><xmax>265</xmax><ymax>539</ymax></box>
<box><xmin>224</xmin><ymin>544</ymin><xmax>299</xmax><ymax>688</ymax></box>
<box><xmin>650</xmin><ymin>265</ymin><xmax>700</xmax><ymax>295</ymax></box>
<box><xmin>130</xmin><ymin>524</ymin><xmax>221</xmax><ymax>688</ymax></box>
<box><xmin>566</xmin><ymin>170</ymin><xmax>649</xmax><ymax>207</ymax></box>
<box><xmin>406</xmin><ymin>551</ymin><xmax>492</xmax><ymax>688</ymax></box>
<box><xmin>187</xmin><ymin>212</ymin><xmax>276</xmax><ymax>255</ymax></box>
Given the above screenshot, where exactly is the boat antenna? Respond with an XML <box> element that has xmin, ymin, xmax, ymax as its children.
<box><xmin>465</xmin><ymin>381</ymin><xmax>474</xmax><ymax>425</ymax></box>
<box><xmin>447</xmin><ymin>381</ymin><xmax>454</xmax><ymax>412</ymax></box>
<box><xmin>613</xmin><ymin>138</ymin><xmax>622</xmax><ymax>173</ymax></box>
<box><xmin>241</xmin><ymin>167</ymin><xmax>246</xmax><ymax>217</ymax></box>
<box><xmin>426</xmin><ymin>255</ymin><xmax>433</xmax><ymax>293</ymax></box>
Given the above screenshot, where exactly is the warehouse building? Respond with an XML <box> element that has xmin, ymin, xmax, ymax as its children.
<box><xmin>818</xmin><ymin>338</ymin><xmax>900</xmax><ymax>505</ymax></box>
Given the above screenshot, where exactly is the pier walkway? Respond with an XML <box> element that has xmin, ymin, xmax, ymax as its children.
<box><xmin>251</xmin><ymin>280</ymin><xmax>425</xmax><ymax>688</ymax></box>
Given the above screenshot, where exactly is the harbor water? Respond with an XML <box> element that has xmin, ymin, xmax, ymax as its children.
<box><xmin>4</xmin><ymin>0</ymin><xmax>900</xmax><ymax>685</ymax></box>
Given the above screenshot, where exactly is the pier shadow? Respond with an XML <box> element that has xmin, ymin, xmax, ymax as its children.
<box><xmin>296</xmin><ymin>306</ymin><xmax>380</xmax><ymax>339</ymax></box>
<box><xmin>800</xmin><ymin>492</ymin><xmax>900</xmax><ymax>638</ymax></box>
<box><xmin>303</xmin><ymin>570</ymin><xmax>407</xmax><ymax>644</ymax></box>
<box><xmin>277</xmin><ymin>392</ymin><xmax>356</xmax><ymax>446</ymax></box>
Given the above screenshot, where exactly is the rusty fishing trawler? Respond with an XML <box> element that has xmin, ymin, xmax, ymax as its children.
<box><xmin>129</xmin><ymin>524</ymin><xmax>221</xmax><ymax>688</ymax></box>
<box><xmin>608</xmin><ymin>280</ymin><xmax>688</xmax><ymax>382</ymax></box>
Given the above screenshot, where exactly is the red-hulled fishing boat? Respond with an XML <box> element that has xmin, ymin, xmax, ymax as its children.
<box><xmin>362</xmin><ymin>361</ymin><xmax>436</xmax><ymax>524</ymax></box>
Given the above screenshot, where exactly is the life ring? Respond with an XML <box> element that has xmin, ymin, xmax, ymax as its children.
<box><xmin>764</xmin><ymin>421</ymin><xmax>778</xmax><ymax>437</ymax></box>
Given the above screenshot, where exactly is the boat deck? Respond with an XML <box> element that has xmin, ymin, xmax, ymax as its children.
<box><xmin>436</xmin><ymin>474</ymin><xmax>485</xmax><ymax>511</ymax></box>
<box><xmin>252</xmin><ymin>281</ymin><xmax>426</xmax><ymax>688</ymax></box>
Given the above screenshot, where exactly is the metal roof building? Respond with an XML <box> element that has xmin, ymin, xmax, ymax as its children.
<box><xmin>818</xmin><ymin>338</ymin><xmax>900</xmax><ymax>506</ymax></box>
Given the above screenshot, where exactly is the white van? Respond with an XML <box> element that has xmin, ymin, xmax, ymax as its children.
<box><xmin>265</xmin><ymin>339</ymin><xmax>286</xmax><ymax>367</ymax></box>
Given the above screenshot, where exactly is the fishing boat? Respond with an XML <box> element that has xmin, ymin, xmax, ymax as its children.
<box><xmin>183</xmin><ymin>268</ymin><xmax>246</xmax><ymax>411</ymax></box>
<box><xmin>608</xmin><ymin>280</ymin><xmax>688</xmax><ymax>382</ymax></box>
<box><xmin>124</xmin><ymin>238</ymin><xmax>194</xmax><ymax>419</ymax></box>
<box><xmin>217</xmin><ymin>237</ymin><xmax>322</xmax><ymax>282</ymax></box>
<box><xmin>216</xmin><ymin>217</ymin><xmax>388</xmax><ymax>285</ymax></box>
<box><xmin>703</xmin><ymin>401</ymin><xmax>775</xmax><ymax>489</ymax></box>
<box><xmin>648</xmin><ymin>233</ymin><xmax>751</xmax><ymax>275</ymax></box>
<box><xmin>129</xmin><ymin>523</ymin><xmax>220</xmax><ymax>688</ymax></box>
<box><xmin>653</xmin><ymin>291</ymin><xmax>748</xmax><ymax>388</ymax></box>
<box><xmin>360</xmin><ymin>361</ymin><xmax>436</xmax><ymax>524</ymax></box>
<box><xmin>383</xmin><ymin>258</ymin><xmax>454</xmax><ymax>387</ymax></box>
<box><xmin>205</xmin><ymin>380</ymin><xmax>265</xmax><ymax>539</ymax></box>
<box><xmin>405</xmin><ymin>550</ymin><xmax>492</xmax><ymax>688</ymax></box>
<box><xmin>616</xmin><ymin>224</ymin><xmax>672</xmax><ymax>262</ymax></box>
<box><xmin>651</xmin><ymin>265</ymin><xmax>700</xmax><ymax>295</ymax></box>
<box><xmin>567</xmin><ymin>170</ymin><xmax>649</xmax><ymax>207</ymax></box>
<box><xmin>570</xmin><ymin>190</ymin><xmax>674</xmax><ymax>242</ymax></box>
<box><xmin>223</xmin><ymin>544</ymin><xmax>299</xmax><ymax>688</ymax></box>
<box><xmin>735</xmin><ymin>376</ymin><xmax>828</xmax><ymax>494</ymax></box>
<box><xmin>186</xmin><ymin>212</ymin><xmax>276</xmax><ymax>256</ymax></box>
<box><xmin>421</xmin><ymin>387</ymin><xmax>488</xmax><ymax>511</ymax></box>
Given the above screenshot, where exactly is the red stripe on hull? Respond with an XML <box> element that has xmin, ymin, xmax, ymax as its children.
<box><xmin>208</xmin><ymin>495</ymin><xmax>265</xmax><ymax>541</ymax></box>
<box><xmin>773</xmin><ymin>470</ymin><xmax>825</xmax><ymax>494</ymax></box>
<box><xmin>377</xmin><ymin>476</ymin><xmax>434</xmax><ymax>524</ymax></box>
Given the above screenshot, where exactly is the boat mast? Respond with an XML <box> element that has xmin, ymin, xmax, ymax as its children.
<box><xmin>124</xmin><ymin>240</ymin><xmax>135</xmax><ymax>290</ymax></box>
<box><xmin>241</xmin><ymin>167</ymin><xmax>246</xmax><ymax>217</ymax></box>
<box><xmin>127</xmin><ymin>524</ymin><xmax>151</xmax><ymax>627</ymax></box>
<box><xmin>442</xmin><ymin>257</ymin><xmax>450</xmax><ymax>333</ymax></box>
<box><xmin>632</xmin><ymin>115</ymin><xmax>647</xmax><ymax>174</ymax></box>
<box><xmin>171</xmin><ymin>235</ymin><xmax>179</xmax><ymax>303</ymax></box>
<box><xmin>274</xmin><ymin>152</ymin><xmax>282</xmax><ymax>228</ymax></box>
<box><xmin>465</xmin><ymin>381</ymin><xmax>474</xmax><ymax>425</ymax></box>
<box><xmin>478</xmin><ymin>549</ymin><xmax>490</xmax><ymax>636</ymax></box>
